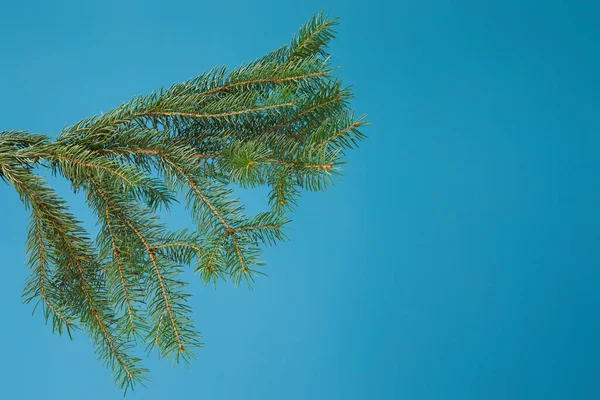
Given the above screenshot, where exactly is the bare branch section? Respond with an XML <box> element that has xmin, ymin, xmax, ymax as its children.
<box><xmin>0</xmin><ymin>11</ymin><xmax>365</xmax><ymax>393</ymax></box>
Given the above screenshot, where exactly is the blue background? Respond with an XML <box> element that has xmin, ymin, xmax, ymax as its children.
<box><xmin>1</xmin><ymin>1</ymin><xmax>599</xmax><ymax>399</ymax></box>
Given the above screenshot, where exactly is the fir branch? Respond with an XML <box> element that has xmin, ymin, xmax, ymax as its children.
<box><xmin>29</xmin><ymin>210</ymin><xmax>74</xmax><ymax>335</ymax></box>
<box><xmin>198</xmin><ymin>71</ymin><xmax>329</xmax><ymax>97</ymax></box>
<box><xmin>104</xmin><ymin>203</ymin><xmax>137</xmax><ymax>335</ymax></box>
<box><xmin>0</xmin><ymin>12</ymin><xmax>366</xmax><ymax>392</ymax></box>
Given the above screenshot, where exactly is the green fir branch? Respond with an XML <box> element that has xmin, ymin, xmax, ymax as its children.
<box><xmin>0</xmin><ymin>12</ymin><xmax>366</xmax><ymax>393</ymax></box>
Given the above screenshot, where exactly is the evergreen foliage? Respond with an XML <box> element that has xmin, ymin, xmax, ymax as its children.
<box><xmin>0</xmin><ymin>13</ymin><xmax>366</xmax><ymax>392</ymax></box>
